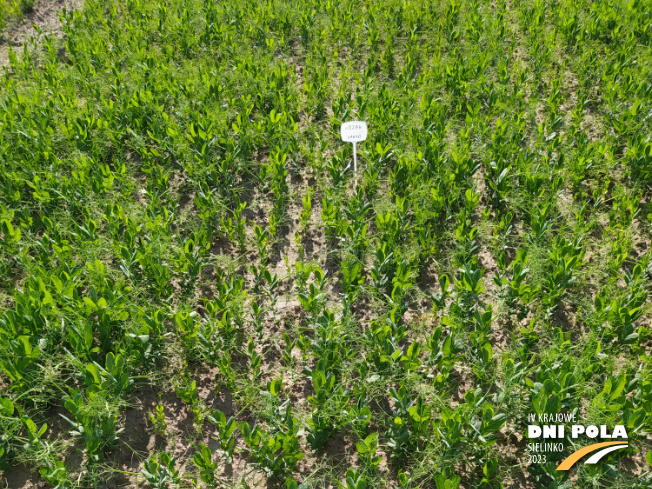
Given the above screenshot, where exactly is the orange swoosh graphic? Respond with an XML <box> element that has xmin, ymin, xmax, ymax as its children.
<box><xmin>557</xmin><ymin>441</ymin><xmax>628</xmax><ymax>470</ymax></box>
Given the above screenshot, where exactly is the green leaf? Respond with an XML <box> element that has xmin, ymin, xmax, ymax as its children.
<box><xmin>483</xmin><ymin>457</ymin><xmax>499</xmax><ymax>477</ymax></box>
<box><xmin>545</xmin><ymin>394</ymin><xmax>561</xmax><ymax>414</ymax></box>
<box><xmin>485</xmin><ymin>413</ymin><xmax>507</xmax><ymax>433</ymax></box>
<box><xmin>0</xmin><ymin>397</ymin><xmax>14</xmax><ymax>416</ymax></box>
<box><xmin>480</xmin><ymin>342</ymin><xmax>493</xmax><ymax>363</ymax></box>
<box><xmin>268</xmin><ymin>378</ymin><xmax>282</xmax><ymax>396</ymax></box>
<box><xmin>355</xmin><ymin>440</ymin><xmax>369</xmax><ymax>454</ymax></box>
<box><xmin>85</xmin><ymin>363</ymin><xmax>101</xmax><ymax>385</ymax></box>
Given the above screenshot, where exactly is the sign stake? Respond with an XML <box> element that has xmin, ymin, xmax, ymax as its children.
<box><xmin>353</xmin><ymin>141</ymin><xmax>357</xmax><ymax>187</ymax></box>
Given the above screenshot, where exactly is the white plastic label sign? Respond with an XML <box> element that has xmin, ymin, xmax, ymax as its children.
<box><xmin>340</xmin><ymin>121</ymin><xmax>367</xmax><ymax>142</ymax></box>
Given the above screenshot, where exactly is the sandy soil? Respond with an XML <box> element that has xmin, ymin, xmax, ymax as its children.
<box><xmin>0</xmin><ymin>0</ymin><xmax>83</xmax><ymax>67</ymax></box>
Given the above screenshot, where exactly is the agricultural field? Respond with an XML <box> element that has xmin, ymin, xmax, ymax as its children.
<box><xmin>0</xmin><ymin>0</ymin><xmax>652</xmax><ymax>487</ymax></box>
<box><xmin>0</xmin><ymin>1</ymin><xmax>35</xmax><ymax>37</ymax></box>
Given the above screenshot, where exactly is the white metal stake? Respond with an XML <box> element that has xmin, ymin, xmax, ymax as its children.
<box><xmin>353</xmin><ymin>141</ymin><xmax>357</xmax><ymax>188</ymax></box>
